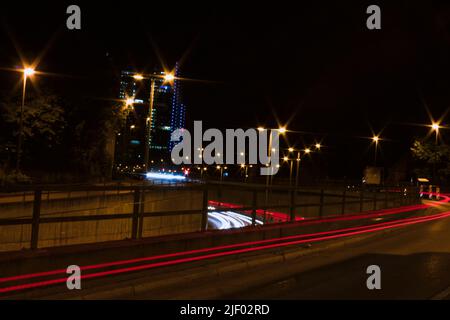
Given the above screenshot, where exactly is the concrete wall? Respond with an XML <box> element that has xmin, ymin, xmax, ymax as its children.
<box><xmin>0</xmin><ymin>185</ymin><xmax>416</xmax><ymax>253</ymax></box>
<box><xmin>0</xmin><ymin>189</ymin><xmax>203</xmax><ymax>252</ymax></box>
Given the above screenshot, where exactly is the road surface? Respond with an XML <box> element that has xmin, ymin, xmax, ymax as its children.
<box><xmin>1</xmin><ymin>199</ymin><xmax>449</xmax><ymax>299</ymax></box>
<box><xmin>131</xmin><ymin>200</ymin><xmax>450</xmax><ymax>299</ymax></box>
<box><xmin>227</xmin><ymin>205</ymin><xmax>450</xmax><ymax>299</ymax></box>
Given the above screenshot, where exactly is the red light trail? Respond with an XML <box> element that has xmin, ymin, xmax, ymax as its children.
<box><xmin>0</xmin><ymin>192</ymin><xmax>447</xmax><ymax>295</ymax></box>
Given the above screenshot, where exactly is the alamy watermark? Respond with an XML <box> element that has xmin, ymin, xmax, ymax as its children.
<box><xmin>170</xmin><ymin>121</ymin><xmax>281</xmax><ymax>176</ymax></box>
<box><xmin>366</xmin><ymin>265</ymin><xmax>381</xmax><ymax>290</ymax></box>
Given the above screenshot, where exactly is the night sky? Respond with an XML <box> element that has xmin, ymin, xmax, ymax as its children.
<box><xmin>2</xmin><ymin>1</ymin><xmax>450</xmax><ymax>180</ymax></box>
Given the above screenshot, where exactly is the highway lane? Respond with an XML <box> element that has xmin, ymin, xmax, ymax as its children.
<box><xmin>0</xmin><ymin>196</ymin><xmax>447</xmax><ymax>298</ymax></box>
<box><xmin>0</xmin><ymin>204</ymin><xmax>448</xmax><ymax>297</ymax></box>
<box><xmin>229</xmin><ymin>203</ymin><xmax>450</xmax><ymax>299</ymax></box>
<box><xmin>129</xmin><ymin>206</ymin><xmax>450</xmax><ymax>300</ymax></box>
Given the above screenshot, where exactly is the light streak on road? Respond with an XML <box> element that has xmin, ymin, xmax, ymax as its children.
<box><xmin>0</xmin><ymin>192</ymin><xmax>448</xmax><ymax>294</ymax></box>
<box><xmin>2</xmin><ymin>209</ymin><xmax>450</xmax><ymax>294</ymax></box>
<box><xmin>208</xmin><ymin>210</ymin><xmax>263</xmax><ymax>230</ymax></box>
<box><xmin>145</xmin><ymin>172</ymin><xmax>186</xmax><ymax>180</ymax></box>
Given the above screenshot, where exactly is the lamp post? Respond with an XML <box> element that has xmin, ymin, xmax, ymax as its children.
<box><xmin>240</xmin><ymin>164</ymin><xmax>249</xmax><ymax>182</ymax></box>
<box><xmin>372</xmin><ymin>135</ymin><xmax>379</xmax><ymax>166</ymax></box>
<box><xmin>431</xmin><ymin>122</ymin><xmax>440</xmax><ymax>184</ymax></box>
<box><xmin>289</xmin><ymin>147</ymin><xmax>312</xmax><ymax>189</ymax></box>
<box><xmin>431</xmin><ymin>122</ymin><xmax>440</xmax><ymax>145</ymax></box>
<box><xmin>283</xmin><ymin>156</ymin><xmax>294</xmax><ymax>187</ymax></box>
<box><xmin>260</xmin><ymin>127</ymin><xmax>286</xmax><ymax>222</ymax></box>
<box><xmin>216</xmin><ymin>165</ymin><xmax>224</xmax><ymax>182</ymax></box>
<box><xmin>16</xmin><ymin>67</ymin><xmax>35</xmax><ymax>171</ymax></box>
<box><xmin>295</xmin><ymin>151</ymin><xmax>301</xmax><ymax>188</ymax></box>
<box><xmin>133</xmin><ymin>72</ymin><xmax>174</xmax><ymax>171</ymax></box>
<box><xmin>264</xmin><ymin>127</ymin><xmax>285</xmax><ymax>188</ymax></box>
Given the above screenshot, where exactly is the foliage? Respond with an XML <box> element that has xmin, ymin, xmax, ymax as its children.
<box><xmin>1</xmin><ymin>92</ymin><xmax>65</xmax><ymax>144</ymax></box>
<box><xmin>0</xmin><ymin>166</ymin><xmax>32</xmax><ymax>186</ymax></box>
<box><xmin>411</xmin><ymin>140</ymin><xmax>450</xmax><ymax>182</ymax></box>
<box><xmin>0</xmin><ymin>88</ymin><xmax>126</xmax><ymax>183</ymax></box>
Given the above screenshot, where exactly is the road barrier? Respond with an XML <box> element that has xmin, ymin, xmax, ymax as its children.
<box><xmin>0</xmin><ymin>182</ymin><xmax>420</xmax><ymax>252</ymax></box>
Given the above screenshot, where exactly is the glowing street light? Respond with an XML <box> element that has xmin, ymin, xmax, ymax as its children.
<box><xmin>372</xmin><ymin>135</ymin><xmax>379</xmax><ymax>144</ymax></box>
<box><xmin>278</xmin><ymin>127</ymin><xmax>287</xmax><ymax>134</ymax></box>
<box><xmin>304</xmin><ymin>148</ymin><xmax>311</xmax><ymax>154</ymax></box>
<box><xmin>315</xmin><ymin>143</ymin><xmax>321</xmax><ymax>150</ymax></box>
<box><xmin>431</xmin><ymin>122</ymin><xmax>440</xmax><ymax>132</ymax></box>
<box><xmin>372</xmin><ymin>135</ymin><xmax>380</xmax><ymax>165</ymax></box>
<box><xmin>430</xmin><ymin>122</ymin><xmax>441</xmax><ymax>144</ymax></box>
<box><xmin>125</xmin><ymin>97</ymin><xmax>135</xmax><ymax>106</ymax></box>
<box><xmin>23</xmin><ymin>68</ymin><xmax>35</xmax><ymax>77</ymax></box>
<box><xmin>163</xmin><ymin>72</ymin><xmax>175</xmax><ymax>83</ymax></box>
<box><xmin>288</xmin><ymin>147</ymin><xmax>294</xmax><ymax>153</ymax></box>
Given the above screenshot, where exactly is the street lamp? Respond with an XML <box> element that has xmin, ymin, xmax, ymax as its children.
<box><xmin>431</xmin><ymin>122</ymin><xmax>440</xmax><ymax>144</ymax></box>
<box><xmin>16</xmin><ymin>66</ymin><xmax>36</xmax><ymax>171</ymax></box>
<box><xmin>125</xmin><ymin>97</ymin><xmax>135</xmax><ymax>107</ymax></box>
<box><xmin>288</xmin><ymin>147</ymin><xmax>311</xmax><ymax>188</ymax></box>
<box><xmin>24</xmin><ymin>68</ymin><xmax>35</xmax><ymax>77</ymax></box>
<box><xmin>283</xmin><ymin>156</ymin><xmax>294</xmax><ymax>187</ymax></box>
<box><xmin>260</xmin><ymin>126</ymin><xmax>287</xmax><ymax>221</ymax></box>
<box><xmin>216</xmin><ymin>165</ymin><xmax>224</xmax><ymax>182</ymax></box>
<box><xmin>163</xmin><ymin>73</ymin><xmax>175</xmax><ymax>83</ymax></box>
<box><xmin>240</xmin><ymin>164</ymin><xmax>249</xmax><ymax>182</ymax></box>
<box><xmin>133</xmin><ymin>74</ymin><xmax>144</xmax><ymax>81</ymax></box>
<box><xmin>133</xmin><ymin>71</ymin><xmax>176</xmax><ymax>170</ymax></box>
<box><xmin>372</xmin><ymin>135</ymin><xmax>379</xmax><ymax>165</ymax></box>
<box><xmin>429</xmin><ymin>122</ymin><xmax>441</xmax><ymax>183</ymax></box>
<box><xmin>315</xmin><ymin>143</ymin><xmax>321</xmax><ymax>150</ymax></box>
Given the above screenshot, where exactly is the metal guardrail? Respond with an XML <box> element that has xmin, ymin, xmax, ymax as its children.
<box><xmin>0</xmin><ymin>183</ymin><xmax>421</xmax><ymax>251</ymax></box>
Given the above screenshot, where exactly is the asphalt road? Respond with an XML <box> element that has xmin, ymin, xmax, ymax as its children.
<box><xmin>2</xmin><ymin>198</ymin><xmax>448</xmax><ymax>299</ymax></box>
<box><xmin>230</xmin><ymin>207</ymin><xmax>450</xmax><ymax>299</ymax></box>
<box><xmin>127</xmin><ymin>200</ymin><xmax>450</xmax><ymax>300</ymax></box>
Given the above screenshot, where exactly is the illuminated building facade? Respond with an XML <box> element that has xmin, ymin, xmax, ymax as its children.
<box><xmin>114</xmin><ymin>65</ymin><xmax>186</xmax><ymax>172</ymax></box>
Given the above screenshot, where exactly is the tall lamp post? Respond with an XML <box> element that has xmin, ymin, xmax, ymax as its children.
<box><xmin>283</xmin><ymin>156</ymin><xmax>294</xmax><ymax>187</ymax></box>
<box><xmin>259</xmin><ymin>126</ymin><xmax>286</xmax><ymax>223</ymax></box>
<box><xmin>372</xmin><ymin>135</ymin><xmax>379</xmax><ymax>166</ymax></box>
<box><xmin>431</xmin><ymin>122</ymin><xmax>440</xmax><ymax>184</ymax></box>
<box><xmin>240</xmin><ymin>164</ymin><xmax>249</xmax><ymax>182</ymax></box>
<box><xmin>288</xmin><ymin>146</ymin><xmax>313</xmax><ymax>189</ymax></box>
<box><xmin>431</xmin><ymin>122</ymin><xmax>440</xmax><ymax>145</ymax></box>
<box><xmin>216</xmin><ymin>165</ymin><xmax>224</xmax><ymax>182</ymax></box>
<box><xmin>133</xmin><ymin>72</ymin><xmax>174</xmax><ymax>171</ymax></box>
<box><xmin>16</xmin><ymin>67</ymin><xmax>35</xmax><ymax>171</ymax></box>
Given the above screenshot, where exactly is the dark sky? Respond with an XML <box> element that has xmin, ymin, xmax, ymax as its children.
<box><xmin>2</xmin><ymin>1</ymin><xmax>450</xmax><ymax>180</ymax></box>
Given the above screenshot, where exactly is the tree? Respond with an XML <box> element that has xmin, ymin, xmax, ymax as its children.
<box><xmin>66</xmin><ymin>99</ymin><xmax>126</xmax><ymax>179</ymax></box>
<box><xmin>0</xmin><ymin>91</ymin><xmax>65</xmax><ymax>169</ymax></box>
<box><xmin>1</xmin><ymin>92</ymin><xmax>64</xmax><ymax>143</ymax></box>
<box><xmin>411</xmin><ymin>140</ymin><xmax>450</xmax><ymax>183</ymax></box>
